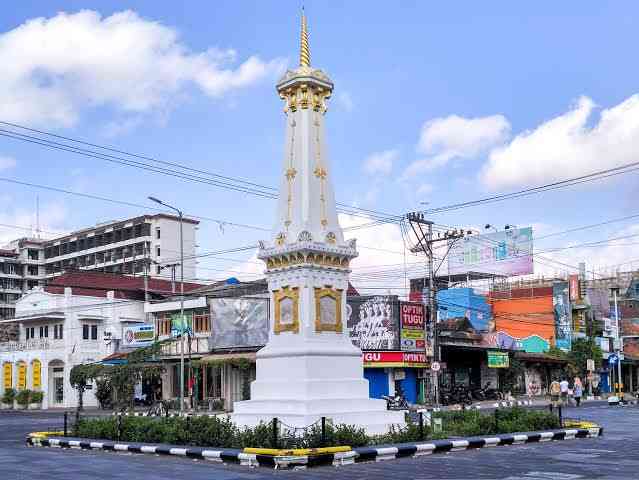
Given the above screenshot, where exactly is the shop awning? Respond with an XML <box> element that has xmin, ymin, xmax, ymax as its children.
<box><xmin>200</xmin><ymin>352</ymin><xmax>257</xmax><ymax>363</ymax></box>
<box><xmin>514</xmin><ymin>352</ymin><xmax>568</xmax><ymax>364</ymax></box>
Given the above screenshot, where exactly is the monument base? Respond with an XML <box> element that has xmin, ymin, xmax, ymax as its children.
<box><xmin>232</xmin><ymin>399</ymin><xmax>406</xmax><ymax>435</ymax></box>
<box><xmin>232</xmin><ymin>340</ymin><xmax>407</xmax><ymax>435</ymax></box>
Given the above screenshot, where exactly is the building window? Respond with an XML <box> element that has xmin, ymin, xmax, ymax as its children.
<box><xmin>156</xmin><ymin>265</ymin><xmax>161</xmax><ymax>275</ymax></box>
<box><xmin>156</xmin><ymin>247</ymin><xmax>161</xmax><ymax>257</ymax></box>
<box><xmin>193</xmin><ymin>314</ymin><xmax>211</xmax><ymax>334</ymax></box>
<box><xmin>83</xmin><ymin>324</ymin><xmax>89</xmax><ymax>340</ymax></box>
<box><xmin>53</xmin><ymin>324</ymin><xmax>64</xmax><ymax>340</ymax></box>
<box><xmin>156</xmin><ymin>228</ymin><xmax>161</xmax><ymax>239</ymax></box>
<box><xmin>156</xmin><ymin>315</ymin><xmax>172</xmax><ymax>336</ymax></box>
<box><xmin>26</xmin><ymin>328</ymin><xmax>31</xmax><ymax>340</ymax></box>
<box><xmin>91</xmin><ymin>325</ymin><xmax>98</xmax><ymax>340</ymax></box>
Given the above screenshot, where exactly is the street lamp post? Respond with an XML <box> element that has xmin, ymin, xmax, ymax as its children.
<box><xmin>149</xmin><ymin>196</ymin><xmax>185</xmax><ymax>413</ymax></box>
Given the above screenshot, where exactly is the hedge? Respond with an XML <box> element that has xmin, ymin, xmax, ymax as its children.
<box><xmin>76</xmin><ymin>407</ymin><xmax>559</xmax><ymax>449</ymax></box>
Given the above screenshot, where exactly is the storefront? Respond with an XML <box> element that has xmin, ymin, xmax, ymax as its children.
<box><xmin>362</xmin><ymin>351</ymin><xmax>427</xmax><ymax>404</ymax></box>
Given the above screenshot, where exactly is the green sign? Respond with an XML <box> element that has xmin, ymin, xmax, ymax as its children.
<box><xmin>171</xmin><ymin>312</ymin><xmax>193</xmax><ymax>335</ymax></box>
<box><xmin>487</xmin><ymin>351</ymin><xmax>509</xmax><ymax>368</ymax></box>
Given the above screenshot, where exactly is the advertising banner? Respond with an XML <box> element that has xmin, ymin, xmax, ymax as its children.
<box><xmin>569</xmin><ymin>274</ymin><xmax>580</xmax><ymax>301</ymax></box>
<box><xmin>347</xmin><ymin>296</ymin><xmax>399</xmax><ymax>350</ymax></box>
<box><xmin>209</xmin><ymin>298</ymin><xmax>269</xmax><ymax>349</ymax></box>
<box><xmin>553</xmin><ymin>282</ymin><xmax>572</xmax><ymax>351</ymax></box>
<box><xmin>122</xmin><ymin>324</ymin><xmax>155</xmax><ymax>347</ymax></box>
<box><xmin>487</xmin><ymin>351</ymin><xmax>509</xmax><ymax>368</ymax></box>
<box><xmin>447</xmin><ymin>227</ymin><xmax>533</xmax><ymax>276</ymax></box>
<box><xmin>399</xmin><ymin>302</ymin><xmax>426</xmax><ymax>351</ymax></box>
<box><xmin>171</xmin><ymin>312</ymin><xmax>193</xmax><ymax>336</ymax></box>
<box><xmin>362</xmin><ymin>351</ymin><xmax>427</xmax><ymax>368</ymax></box>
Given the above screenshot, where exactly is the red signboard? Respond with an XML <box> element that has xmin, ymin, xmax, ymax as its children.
<box><xmin>362</xmin><ymin>351</ymin><xmax>427</xmax><ymax>368</ymax></box>
<box><xmin>400</xmin><ymin>303</ymin><xmax>425</xmax><ymax>329</ymax></box>
<box><xmin>569</xmin><ymin>275</ymin><xmax>579</xmax><ymax>301</ymax></box>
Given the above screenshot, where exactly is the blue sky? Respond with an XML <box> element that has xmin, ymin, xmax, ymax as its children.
<box><xmin>1</xmin><ymin>2</ymin><xmax>638</xmax><ymax>290</ymax></box>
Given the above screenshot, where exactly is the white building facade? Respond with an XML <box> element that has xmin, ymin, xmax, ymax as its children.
<box><xmin>0</xmin><ymin>214</ymin><xmax>198</xmax><ymax>322</ymax></box>
<box><xmin>0</xmin><ymin>287</ymin><xmax>146</xmax><ymax>408</ymax></box>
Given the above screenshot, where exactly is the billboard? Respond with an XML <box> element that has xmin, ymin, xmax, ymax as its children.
<box><xmin>347</xmin><ymin>296</ymin><xmax>399</xmax><ymax>350</ymax></box>
<box><xmin>209</xmin><ymin>297</ymin><xmax>269</xmax><ymax>349</ymax></box>
<box><xmin>399</xmin><ymin>302</ymin><xmax>426</xmax><ymax>351</ymax></box>
<box><xmin>122</xmin><ymin>324</ymin><xmax>155</xmax><ymax>347</ymax></box>
<box><xmin>569</xmin><ymin>274</ymin><xmax>580</xmax><ymax>301</ymax></box>
<box><xmin>553</xmin><ymin>282</ymin><xmax>571</xmax><ymax>351</ymax></box>
<box><xmin>448</xmin><ymin>227</ymin><xmax>533</xmax><ymax>276</ymax></box>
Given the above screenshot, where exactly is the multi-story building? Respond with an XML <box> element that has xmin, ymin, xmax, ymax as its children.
<box><xmin>0</xmin><ymin>271</ymin><xmax>203</xmax><ymax>409</ymax></box>
<box><xmin>0</xmin><ymin>214</ymin><xmax>199</xmax><ymax>321</ymax></box>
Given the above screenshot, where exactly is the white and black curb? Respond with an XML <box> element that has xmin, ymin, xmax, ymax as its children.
<box><xmin>353</xmin><ymin>427</ymin><xmax>602</xmax><ymax>463</ymax></box>
<box><xmin>26</xmin><ymin>427</ymin><xmax>602</xmax><ymax>469</ymax></box>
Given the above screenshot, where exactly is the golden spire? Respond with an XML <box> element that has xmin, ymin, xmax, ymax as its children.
<box><xmin>299</xmin><ymin>9</ymin><xmax>311</xmax><ymax>67</ymax></box>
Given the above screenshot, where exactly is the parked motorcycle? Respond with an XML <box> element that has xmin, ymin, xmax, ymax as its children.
<box><xmin>382</xmin><ymin>393</ymin><xmax>409</xmax><ymax>410</ymax></box>
<box><xmin>482</xmin><ymin>382</ymin><xmax>503</xmax><ymax>401</ymax></box>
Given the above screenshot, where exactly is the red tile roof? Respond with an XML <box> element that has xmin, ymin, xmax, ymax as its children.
<box><xmin>45</xmin><ymin>271</ymin><xmax>203</xmax><ymax>299</ymax></box>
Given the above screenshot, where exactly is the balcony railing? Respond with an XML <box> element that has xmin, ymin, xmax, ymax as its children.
<box><xmin>0</xmin><ymin>338</ymin><xmax>65</xmax><ymax>352</ymax></box>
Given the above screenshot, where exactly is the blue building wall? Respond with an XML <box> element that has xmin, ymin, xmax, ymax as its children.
<box><xmin>437</xmin><ymin>288</ymin><xmax>492</xmax><ymax>331</ymax></box>
<box><xmin>398</xmin><ymin>369</ymin><xmax>418</xmax><ymax>404</ymax></box>
<box><xmin>364</xmin><ymin>369</ymin><xmax>388</xmax><ymax>399</ymax></box>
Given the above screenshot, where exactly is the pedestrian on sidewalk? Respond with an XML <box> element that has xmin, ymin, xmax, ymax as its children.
<box><xmin>560</xmin><ymin>377</ymin><xmax>569</xmax><ymax>405</ymax></box>
<box><xmin>549</xmin><ymin>379</ymin><xmax>561</xmax><ymax>411</ymax></box>
<box><xmin>573</xmin><ymin>377</ymin><xmax>583</xmax><ymax>407</ymax></box>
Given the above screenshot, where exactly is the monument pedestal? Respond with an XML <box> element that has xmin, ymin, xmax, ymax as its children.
<box><xmin>233</xmin><ymin>335</ymin><xmax>406</xmax><ymax>434</ymax></box>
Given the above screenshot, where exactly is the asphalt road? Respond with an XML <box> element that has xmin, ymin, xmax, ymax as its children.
<box><xmin>1</xmin><ymin>404</ymin><xmax>638</xmax><ymax>480</ymax></box>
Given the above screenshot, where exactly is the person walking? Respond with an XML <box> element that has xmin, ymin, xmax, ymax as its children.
<box><xmin>549</xmin><ymin>379</ymin><xmax>561</xmax><ymax>412</ymax></box>
<box><xmin>560</xmin><ymin>377</ymin><xmax>570</xmax><ymax>405</ymax></box>
<box><xmin>573</xmin><ymin>377</ymin><xmax>583</xmax><ymax>407</ymax></box>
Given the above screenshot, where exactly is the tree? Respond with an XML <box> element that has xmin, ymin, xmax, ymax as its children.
<box><xmin>547</xmin><ymin>338</ymin><xmax>603</xmax><ymax>379</ymax></box>
<box><xmin>69</xmin><ymin>364</ymin><xmax>103</xmax><ymax>411</ymax></box>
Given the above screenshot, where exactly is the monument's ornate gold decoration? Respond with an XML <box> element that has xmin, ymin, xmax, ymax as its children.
<box><xmin>273</xmin><ymin>286</ymin><xmax>300</xmax><ymax>334</ymax></box>
<box><xmin>314</xmin><ymin>286</ymin><xmax>343</xmax><ymax>333</ymax></box>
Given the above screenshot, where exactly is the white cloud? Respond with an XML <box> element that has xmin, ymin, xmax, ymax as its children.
<box><xmin>404</xmin><ymin>114</ymin><xmax>510</xmax><ymax>177</ymax></box>
<box><xmin>337</xmin><ymin>91</ymin><xmax>354</xmax><ymax>112</ymax></box>
<box><xmin>0</xmin><ymin>10</ymin><xmax>285</xmax><ymax>128</ymax></box>
<box><xmin>416</xmin><ymin>183</ymin><xmax>433</xmax><ymax>197</ymax></box>
<box><xmin>481</xmin><ymin>95</ymin><xmax>639</xmax><ymax>190</ymax></box>
<box><xmin>0</xmin><ymin>156</ymin><xmax>16</xmax><ymax>170</ymax></box>
<box><xmin>0</xmin><ymin>199</ymin><xmax>68</xmax><ymax>246</ymax></box>
<box><xmin>363</xmin><ymin>149</ymin><xmax>398</xmax><ymax>176</ymax></box>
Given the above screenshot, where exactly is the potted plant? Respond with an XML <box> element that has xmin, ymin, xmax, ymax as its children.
<box><xmin>29</xmin><ymin>390</ymin><xmax>44</xmax><ymax>410</ymax></box>
<box><xmin>1</xmin><ymin>388</ymin><xmax>16</xmax><ymax>410</ymax></box>
<box><xmin>15</xmin><ymin>389</ymin><xmax>31</xmax><ymax>410</ymax></box>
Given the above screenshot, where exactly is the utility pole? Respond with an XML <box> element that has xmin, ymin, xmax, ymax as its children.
<box><xmin>406</xmin><ymin>212</ymin><xmax>467</xmax><ymax>407</ymax></box>
<box><xmin>612</xmin><ymin>286</ymin><xmax>623</xmax><ymax>398</ymax></box>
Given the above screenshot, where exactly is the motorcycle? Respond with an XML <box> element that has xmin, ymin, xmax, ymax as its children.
<box><xmin>382</xmin><ymin>393</ymin><xmax>409</xmax><ymax>410</ymax></box>
<box><xmin>482</xmin><ymin>382</ymin><xmax>503</xmax><ymax>401</ymax></box>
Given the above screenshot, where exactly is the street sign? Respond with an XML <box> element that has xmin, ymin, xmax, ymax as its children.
<box><xmin>608</xmin><ymin>353</ymin><xmax>619</xmax><ymax>365</ymax></box>
<box><xmin>586</xmin><ymin>359</ymin><xmax>595</xmax><ymax>371</ymax></box>
<box><xmin>431</xmin><ymin>361</ymin><xmax>440</xmax><ymax>372</ymax></box>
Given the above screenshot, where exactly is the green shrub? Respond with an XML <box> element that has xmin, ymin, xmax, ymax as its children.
<box><xmin>15</xmin><ymin>389</ymin><xmax>31</xmax><ymax>407</ymax></box>
<box><xmin>73</xmin><ymin>407</ymin><xmax>560</xmax><ymax>448</ymax></box>
<box><xmin>30</xmin><ymin>391</ymin><xmax>44</xmax><ymax>404</ymax></box>
<box><xmin>2</xmin><ymin>388</ymin><xmax>16</xmax><ymax>405</ymax></box>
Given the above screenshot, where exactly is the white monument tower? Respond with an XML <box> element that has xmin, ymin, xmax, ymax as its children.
<box><xmin>232</xmin><ymin>13</ymin><xmax>405</xmax><ymax>433</ymax></box>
